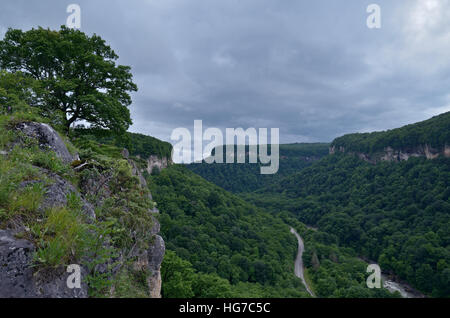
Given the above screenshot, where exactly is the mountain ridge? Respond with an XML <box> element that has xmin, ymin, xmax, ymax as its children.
<box><xmin>330</xmin><ymin>112</ymin><xmax>450</xmax><ymax>163</ymax></box>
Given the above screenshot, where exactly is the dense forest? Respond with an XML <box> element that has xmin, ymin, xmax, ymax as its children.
<box><xmin>246</xmin><ymin>153</ymin><xmax>450</xmax><ymax>297</ymax></box>
<box><xmin>286</xmin><ymin>217</ymin><xmax>398</xmax><ymax>298</ymax></box>
<box><xmin>332</xmin><ymin>111</ymin><xmax>450</xmax><ymax>153</ymax></box>
<box><xmin>148</xmin><ymin>165</ymin><xmax>308</xmax><ymax>297</ymax></box>
<box><xmin>186</xmin><ymin>143</ymin><xmax>329</xmax><ymax>193</ymax></box>
<box><xmin>64</xmin><ymin>130</ymin><xmax>397</xmax><ymax>298</ymax></box>
<box><xmin>186</xmin><ymin>112</ymin><xmax>450</xmax><ymax>298</ymax></box>
<box><xmin>147</xmin><ymin>164</ymin><xmax>398</xmax><ymax>297</ymax></box>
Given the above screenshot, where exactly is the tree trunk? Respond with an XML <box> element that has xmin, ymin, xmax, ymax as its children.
<box><xmin>66</xmin><ymin>116</ymin><xmax>76</xmax><ymax>136</ymax></box>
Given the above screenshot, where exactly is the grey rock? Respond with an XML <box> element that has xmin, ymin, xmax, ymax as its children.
<box><xmin>148</xmin><ymin>271</ymin><xmax>162</xmax><ymax>298</ymax></box>
<box><xmin>16</xmin><ymin>169</ymin><xmax>95</xmax><ymax>221</ymax></box>
<box><xmin>148</xmin><ymin>235</ymin><xmax>165</xmax><ymax>272</ymax></box>
<box><xmin>78</xmin><ymin>168</ymin><xmax>113</xmax><ymax>208</ymax></box>
<box><xmin>0</xmin><ymin>230</ymin><xmax>36</xmax><ymax>297</ymax></box>
<box><xmin>150</xmin><ymin>207</ymin><xmax>159</xmax><ymax>213</ymax></box>
<box><xmin>331</xmin><ymin>144</ymin><xmax>450</xmax><ymax>163</ymax></box>
<box><xmin>131</xmin><ymin>234</ymin><xmax>165</xmax><ymax>298</ymax></box>
<box><xmin>33</xmin><ymin>266</ymin><xmax>89</xmax><ymax>298</ymax></box>
<box><xmin>129</xmin><ymin>159</ymin><xmax>148</xmax><ymax>188</ymax></box>
<box><xmin>16</xmin><ymin>122</ymin><xmax>79</xmax><ymax>164</ymax></box>
<box><xmin>0</xmin><ymin>230</ymin><xmax>88</xmax><ymax>298</ymax></box>
<box><xmin>40</xmin><ymin>171</ymin><xmax>96</xmax><ymax>221</ymax></box>
<box><xmin>150</xmin><ymin>216</ymin><xmax>160</xmax><ymax>235</ymax></box>
<box><xmin>146</xmin><ymin>155</ymin><xmax>170</xmax><ymax>174</ymax></box>
<box><xmin>147</xmin><ymin>235</ymin><xmax>165</xmax><ymax>298</ymax></box>
<box><xmin>121</xmin><ymin>148</ymin><xmax>129</xmax><ymax>159</ymax></box>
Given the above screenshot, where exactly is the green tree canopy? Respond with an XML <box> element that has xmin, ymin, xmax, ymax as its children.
<box><xmin>0</xmin><ymin>71</ymin><xmax>40</xmax><ymax>111</ymax></box>
<box><xmin>0</xmin><ymin>26</ymin><xmax>137</xmax><ymax>133</ymax></box>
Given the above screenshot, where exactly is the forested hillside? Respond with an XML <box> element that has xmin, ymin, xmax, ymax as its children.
<box><xmin>147</xmin><ymin>164</ymin><xmax>398</xmax><ymax>298</ymax></box>
<box><xmin>186</xmin><ymin>143</ymin><xmax>329</xmax><ymax>193</ymax></box>
<box><xmin>180</xmin><ymin>113</ymin><xmax>450</xmax><ymax>298</ymax></box>
<box><xmin>332</xmin><ymin>112</ymin><xmax>450</xmax><ymax>154</ymax></box>
<box><xmin>246</xmin><ymin>153</ymin><xmax>450</xmax><ymax>297</ymax></box>
<box><xmin>148</xmin><ymin>165</ymin><xmax>308</xmax><ymax>297</ymax></box>
<box><xmin>285</xmin><ymin>217</ymin><xmax>398</xmax><ymax>298</ymax></box>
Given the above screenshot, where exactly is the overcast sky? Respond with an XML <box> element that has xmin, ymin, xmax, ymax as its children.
<box><xmin>1</xmin><ymin>0</ymin><xmax>450</xmax><ymax>147</ymax></box>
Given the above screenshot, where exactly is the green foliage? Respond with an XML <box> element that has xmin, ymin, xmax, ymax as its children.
<box><xmin>78</xmin><ymin>156</ymin><xmax>155</xmax><ymax>252</ymax></box>
<box><xmin>332</xmin><ymin>112</ymin><xmax>450</xmax><ymax>153</ymax></box>
<box><xmin>0</xmin><ymin>121</ymin><xmax>47</xmax><ymax>224</ymax></box>
<box><xmin>192</xmin><ymin>273</ymin><xmax>234</xmax><ymax>298</ymax></box>
<box><xmin>187</xmin><ymin>143</ymin><xmax>329</xmax><ymax>193</ymax></box>
<box><xmin>0</xmin><ymin>110</ymin><xmax>157</xmax><ymax>297</ymax></box>
<box><xmin>82</xmin><ymin>218</ymin><xmax>119</xmax><ymax>297</ymax></box>
<box><xmin>73</xmin><ymin>127</ymin><xmax>173</xmax><ymax>160</ymax></box>
<box><xmin>300</xmin><ymin>231</ymin><xmax>396</xmax><ymax>297</ymax></box>
<box><xmin>0</xmin><ymin>77</ymin><xmax>49</xmax><ymax>133</ymax></box>
<box><xmin>32</xmin><ymin>206</ymin><xmax>89</xmax><ymax>267</ymax></box>
<box><xmin>0</xmin><ymin>27</ymin><xmax>165</xmax><ymax>297</ymax></box>
<box><xmin>73</xmin><ymin>136</ymin><xmax>124</xmax><ymax>159</ymax></box>
<box><xmin>150</xmin><ymin>165</ymin><xmax>307</xmax><ymax>297</ymax></box>
<box><xmin>0</xmin><ymin>26</ymin><xmax>137</xmax><ymax>133</ymax></box>
<box><xmin>112</xmin><ymin>267</ymin><xmax>151</xmax><ymax>298</ymax></box>
<box><xmin>161</xmin><ymin>250</ymin><xmax>196</xmax><ymax>298</ymax></box>
<box><xmin>73</xmin><ymin>143</ymin><xmax>158</xmax><ymax>297</ymax></box>
<box><xmin>7</xmin><ymin>182</ymin><xmax>44</xmax><ymax>218</ymax></box>
<box><xmin>251</xmin><ymin>153</ymin><xmax>450</xmax><ymax>296</ymax></box>
<box><xmin>0</xmin><ymin>71</ymin><xmax>41</xmax><ymax>112</ymax></box>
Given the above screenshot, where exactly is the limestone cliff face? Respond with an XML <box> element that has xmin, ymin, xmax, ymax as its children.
<box><xmin>0</xmin><ymin>122</ymin><xmax>91</xmax><ymax>297</ymax></box>
<box><xmin>0</xmin><ymin>122</ymin><xmax>165</xmax><ymax>298</ymax></box>
<box><xmin>330</xmin><ymin>144</ymin><xmax>450</xmax><ymax>163</ymax></box>
<box><xmin>80</xmin><ymin>148</ymin><xmax>165</xmax><ymax>298</ymax></box>
<box><xmin>146</xmin><ymin>155</ymin><xmax>171</xmax><ymax>174</ymax></box>
<box><xmin>124</xmin><ymin>151</ymin><xmax>165</xmax><ymax>298</ymax></box>
<box><xmin>0</xmin><ymin>229</ymin><xmax>89</xmax><ymax>298</ymax></box>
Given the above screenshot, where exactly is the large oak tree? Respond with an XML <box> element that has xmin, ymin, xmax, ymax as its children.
<box><xmin>0</xmin><ymin>26</ymin><xmax>137</xmax><ymax>133</ymax></box>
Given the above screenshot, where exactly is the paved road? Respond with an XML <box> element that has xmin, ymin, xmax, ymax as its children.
<box><xmin>290</xmin><ymin>227</ymin><xmax>315</xmax><ymax>297</ymax></box>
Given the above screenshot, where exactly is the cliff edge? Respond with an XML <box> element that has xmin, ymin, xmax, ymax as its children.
<box><xmin>0</xmin><ymin>119</ymin><xmax>165</xmax><ymax>298</ymax></box>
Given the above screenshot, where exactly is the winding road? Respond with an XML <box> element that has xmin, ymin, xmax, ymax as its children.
<box><xmin>290</xmin><ymin>228</ymin><xmax>423</xmax><ymax>298</ymax></box>
<box><xmin>290</xmin><ymin>227</ymin><xmax>315</xmax><ymax>297</ymax></box>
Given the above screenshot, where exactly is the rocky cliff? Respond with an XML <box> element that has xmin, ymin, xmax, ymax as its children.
<box><xmin>0</xmin><ymin>121</ymin><xmax>165</xmax><ymax>298</ymax></box>
<box><xmin>330</xmin><ymin>144</ymin><xmax>450</xmax><ymax>163</ymax></box>
<box><xmin>145</xmin><ymin>155</ymin><xmax>171</xmax><ymax>175</ymax></box>
<box><xmin>330</xmin><ymin>112</ymin><xmax>450</xmax><ymax>163</ymax></box>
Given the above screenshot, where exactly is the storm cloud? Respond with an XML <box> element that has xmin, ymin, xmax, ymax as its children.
<box><xmin>1</xmin><ymin>0</ymin><xmax>449</xmax><ymax>145</ymax></box>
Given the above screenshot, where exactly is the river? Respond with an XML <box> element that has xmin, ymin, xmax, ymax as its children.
<box><xmin>381</xmin><ymin>273</ymin><xmax>424</xmax><ymax>298</ymax></box>
<box><xmin>291</xmin><ymin>227</ymin><xmax>423</xmax><ymax>298</ymax></box>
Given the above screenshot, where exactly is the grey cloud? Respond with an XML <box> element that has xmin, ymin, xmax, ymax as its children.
<box><xmin>1</xmin><ymin>0</ymin><xmax>449</xmax><ymax>145</ymax></box>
